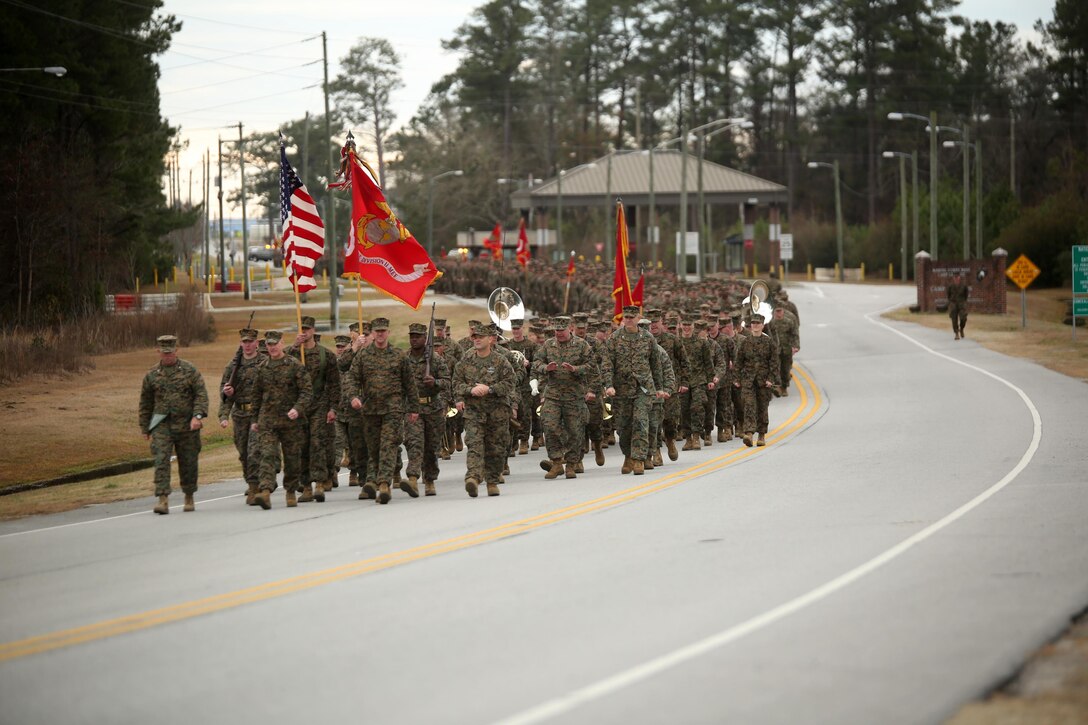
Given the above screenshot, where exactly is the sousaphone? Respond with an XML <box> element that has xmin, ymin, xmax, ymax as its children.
<box><xmin>488</xmin><ymin>287</ymin><xmax>525</xmax><ymax>332</ymax></box>
<box><xmin>742</xmin><ymin>279</ymin><xmax>773</xmax><ymax>323</ymax></box>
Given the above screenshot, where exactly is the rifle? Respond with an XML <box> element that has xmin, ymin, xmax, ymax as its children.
<box><xmin>424</xmin><ymin>301</ymin><xmax>436</xmax><ymax>380</ymax></box>
<box><xmin>222</xmin><ymin>311</ymin><xmax>255</xmax><ymax>402</ymax></box>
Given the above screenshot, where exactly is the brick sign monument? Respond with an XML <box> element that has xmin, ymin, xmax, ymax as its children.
<box><xmin>914</xmin><ymin>248</ymin><xmax>1009</xmax><ymax>314</ymax></box>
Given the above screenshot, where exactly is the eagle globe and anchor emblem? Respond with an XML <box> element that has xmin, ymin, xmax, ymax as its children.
<box><xmin>345</xmin><ymin>201</ymin><xmax>433</xmax><ymax>283</ymax></box>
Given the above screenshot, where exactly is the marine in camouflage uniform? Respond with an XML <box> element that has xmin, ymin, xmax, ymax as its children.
<box><xmin>652</xmin><ymin>313</ymin><xmax>688</xmax><ymax>460</ymax></box>
<box><xmin>343</xmin><ymin>317</ymin><xmax>420</xmax><ymax>504</ymax></box>
<box><xmin>946</xmin><ymin>272</ymin><xmax>969</xmax><ymax>339</ymax></box>
<box><xmin>767</xmin><ymin>306</ymin><xmax>800</xmax><ymax>396</ymax></box>
<box><xmin>286</xmin><ymin>316</ymin><xmax>340</xmax><ymax>502</ymax></box>
<box><xmin>713</xmin><ymin>317</ymin><xmax>739</xmax><ymax>441</ymax></box>
<box><xmin>405</xmin><ymin>322</ymin><xmax>450</xmax><ymax>496</ymax></box>
<box><xmin>735</xmin><ymin>313</ymin><xmax>779</xmax><ymax>447</ymax></box>
<box><xmin>250</xmin><ymin>330</ymin><xmax>313</xmax><ymax>509</ymax></box>
<box><xmin>506</xmin><ymin>319</ymin><xmax>536</xmax><ymax>455</ymax></box>
<box><xmin>452</xmin><ymin>323</ymin><xmax>516</xmax><ymax>497</ymax></box>
<box><xmin>531</xmin><ymin>316</ymin><xmax>596</xmax><ymax>479</ymax></box>
<box><xmin>678</xmin><ymin>318</ymin><xmax>713</xmax><ymax>450</ymax></box>
<box><xmin>640</xmin><ymin>319</ymin><xmax>675</xmax><ymax>469</ymax></box>
<box><xmin>217</xmin><ymin>327</ymin><xmax>267</xmax><ymax>505</ymax></box>
<box><xmin>334</xmin><ymin>330</ymin><xmax>368</xmax><ymax>487</ymax></box>
<box><xmin>729</xmin><ymin>313</ymin><xmax>746</xmax><ymax>437</ymax></box>
<box><xmin>139</xmin><ymin>335</ymin><xmax>209</xmax><ymax>514</ymax></box>
<box><xmin>603</xmin><ymin>305</ymin><xmax>663</xmax><ymax>475</ymax></box>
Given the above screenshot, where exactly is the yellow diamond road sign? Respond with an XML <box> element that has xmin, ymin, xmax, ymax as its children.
<box><xmin>1006</xmin><ymin>254</ymin><xmax>1041</xmax><ymax>290</ymax></box>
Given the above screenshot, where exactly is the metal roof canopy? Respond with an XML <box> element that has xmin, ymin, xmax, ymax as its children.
<box><xmin>509</xmin><ymin>149</ymin><xmax>788</xmax><ymax>209</ymax></box>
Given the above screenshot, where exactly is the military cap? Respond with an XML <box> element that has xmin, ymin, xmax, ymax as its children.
<box><xmin>239</xmin><ymin>328</ymin><xmax>258</xmax><ymax>341</ymax></box>
<box><xmin>334</xmin><ymin>334</ymin><xmax>351</xmax><ymax>346</ymax></box>
<box><xmin>264</xmin><ymin>330</ymin><xmax>284</xmax><ymax>344</ymax></box>
<box><xmin>487</xmin><ymin>322</ymin><xmax>501</xmax><ymax>335</ymax></box>
<box><xmin>552</xmin><ymin>315</ymin><xmax>571</xmax><ymax>329</ymax></box>
<box><xmin>348</xmin><ymin>321</ymin><xmax>361</xmax><ymax>333</ymax></box>
<box><xmin>778</xmin><ymin>289</ymin><xmax>789</xmax><ymax>300</ymax></box>
<box><xmin>408</xmin><ymin>322</ymin><xmax>427</xmax><ymax>335</ymax></box>
<box><xmin>699</xmin><ymin>302</ymin><xmax>711</xmax><ymax>310</ymax></box>
<box><xmin>468</xmin><ymin>319</ymin><xmax>481</xmax><ymax>327</ymax></box>
<box><xmin>360</xmin><ymin>321</ymin><xmax>372</xmax><ymax>334</ymax></box>
<box><xmin>694</xmin><ymin>320</ymin><xmax>708</xmax><ymax>330</ymax></box>
<box><xmin>470</xmin><ymin>322</ymin><xmax>491</xmax><ymax>336</ymax></box>
<box><xmin>300</xmin><ymin>315</ymin><xmax>316</xmax><ymax>329</ymax></box>
<box><xmin>681</xmin><ymin>316</ymin><xmax>696</xmax><ymax>325</ymax></box>
<box><xmin>637</xmin><ymin>318</ymin><xmax>651</xmax><ymax>328</ymax></box>
<box><xmin>510</xmin><ymin>318</ymin><xmax>524</xmax><ymax>329</ymax></box>
<box><xmin>645</xmin><ymin>308</ymin><xmax>662</xmax><ymax>319</ymax></box>
<box><xmin>433</xmin><ymin>318</ymin><xmax>447</xmax><ymax>328</ymax></box>
<box><xmin>156</xmin><ymin>334</ymin><xmax>178</xmax><ymax>352</ymax></box>
<box><xmin>371</xmin><ymin>317</ymin><xmax>390</xmax><ymax>331</ymax></box>
<box><xmin>622</xmin><ymin>305</ymin><xmax>640</xmax><ymax>316</ymax></box>
<box><xmin>719</xmin><ymin>317</ymin><xmax>734</xmax><ymax>327</ymax></box>
<box><xmin>750</xmin><ymin>313</ymin><xmax>766</xmax><ymax>324</ymax></box>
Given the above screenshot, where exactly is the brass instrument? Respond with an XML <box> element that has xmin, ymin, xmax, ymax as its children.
<box><xmin>487</xmin><ymin>287</ymin><xmax>525</xmax><ymax>332</ymax></box>
<box><xmin>742</xmin><ymin>279</ymin><xmax>774</xmax><ymax>323</ymax></box>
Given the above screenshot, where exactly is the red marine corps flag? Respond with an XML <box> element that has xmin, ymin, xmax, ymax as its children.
<box><xmin>611</xmin><ymin>199</ymin><xmax>635</xmax><ymax>322</ymax></box>
<box><xmin>515</xmin><ymin>216</ymin><xmax>531</xmax><ymax>268</ymax></box>
<box><xmin>333</xmin><ymin>135</ymin><xmax>439</xmax><ymax>309</ymax></box>
<box><xmin>632</xmin><ymin>266</ymin><xmax>645</xmax><ymax>308</ymax></box>
<box><xmin>484</xmin><ymin>221</ymin><xmax>503</xmax><ymax>258</ymax></box>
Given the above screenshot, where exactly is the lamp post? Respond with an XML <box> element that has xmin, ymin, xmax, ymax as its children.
<box><xmin>943</xmin><ymin>138</ymin><xmax>982</xmax><ymax>259</ymax></box>
<box><xmin>928</xmin><ymin>123</ymin><xmax>967</xmax><ymax>260</ymax></box>
<box><xmin>883</xmin><ymin>151</ymin><xmax>915</xmax><ymax>281</ymax></box>
<box><xmin>649</xmin><ymin>135</ymin><xmax>688</xmax><ymax>272</ymax></box>
<box><xmin>699</xmin><ymin>120</ymin><xmax>753</xmax><ymax>275</ymax></box>
<box><xmin>0</xmin><ymin>66</ymin><xmax>67</xmax><ymax>76</ymax></box>
<box><xmin>888</xmin><ymin>111</ymin><xmax>939</xmax><ymax>260</ymax></box>
<box><xmin>556</xmin><ymin>162</ymin><xmax>596</xmax><ymax>261</ymax></box>
<box><xmin>808</xmin><ymin>161</ymin><xmax>844</xmax><ymax>282</ymax></box>
<box><xmin>427</xmin><ymin>169</ymin><xmax>463</xmax><ymax>258</ymax></box>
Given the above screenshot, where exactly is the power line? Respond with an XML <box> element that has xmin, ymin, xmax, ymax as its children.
<box><xmin>103</xmin><ymin>0</ymin><xmax>317</xmax><ymax>36</ymax></box>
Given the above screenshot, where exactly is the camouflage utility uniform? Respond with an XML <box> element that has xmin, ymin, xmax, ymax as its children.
<box><xmin>287</xmin><ymin>342</ymin><xmax>340</xmax><ymax>490</ymax></box>
<box><xmin>252</xmin><ymin>354</ymin><xmax>312</xmax><ymax>493</ymax></box>
<box><xmin>218</xmin><ymin>352</ymin><xmax>266</xmax><ymax>493</ymax></box>
<box><xmin>532</xmin><ymin>330</ymin><xmax>596</xmax><ymax>469</ymax></box>
<box><xmin>139</xmin><ymin>358</ymin><xmax>209</xmax><ymax>497</ymax></box>
<box><xmin>405</xmin><ymin>346</ymin><xmax>450</xmax><ymax>488</ymax></box>
<box><xmin>453</xmin><ymin>349</ymin><xmax>516</xmax><ymax>487</ymax></box>
<box><xmin>604</xmin><ymin>326</ymin><xmax>661</xmax><ymax>465</ymax></box>
<box><xmin>736</xmin><ymin>331</ymin><xmax>779</xmax><ymax>441</ymax></box>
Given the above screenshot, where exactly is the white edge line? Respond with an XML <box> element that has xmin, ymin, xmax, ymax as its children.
<box><xmin>494</xmin><ymin>306</ymin><xmax>1043</xmax><ymax>725</ymax></box>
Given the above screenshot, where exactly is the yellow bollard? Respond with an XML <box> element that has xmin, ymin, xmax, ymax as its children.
<box><xmin>173</xmin><ymin>266</ymin><xmax>178</xmax><ymax>284</ymax></box>
<box><xmin>322</xmin><ymin>268</ymin><xmax>328</xmax><ymax>286</ymax></box>
<box><xmin>888</xmin><ymin>263</ymin><xmax>894</xmax><ymax>281</ymax></box>
<box><xmin>266</xmin><ymin>263</ymin><xmax>271</xmax><ymax>281</ymax></box>
<box><xmin>779</xmin><ymin>264</ymin><xmax>785</xmax><ymax>279</ymax></box>
<box><xmin>135</xmin><ymin>278</ymin><xmax>140</xmax><ymax>294</ymax></box>
<box><xmin>835</xmin><ymin>262</ymin><xmax>840</xmax><ymax>281</ymax></box>
<box><xmin>807</xmin><ymin>263</ymin><xmax>813</xmax><ymax>281</ymax></box>
<box><xmin>153</xmin><ymin>268</ymin><xmax>159</xmax><ymax>288</ymax></box>
<box><xmin>860</xmin><ymin>262</ymin><xmax>866</xmax><ymax>281</ymax></box>
<box><xmin>164</xmin><ymin>279</ymin><xmax>168</xmax><ymax>295</ymax></box>
<box><xmin>210</xmin><ymin>266</ymin><xmax>216</xmax><ymax>293</ymax></box>
<box><xmin>754</xmin><ymin>262</ymin><xmax>759</xmax><ymax>277</ymax></box>
<box><xmin>229</xmin><ymin>266</ymin><xmax>235</xmax><ymax>283</ymax></box>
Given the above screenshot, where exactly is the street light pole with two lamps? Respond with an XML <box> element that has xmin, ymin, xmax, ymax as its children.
<box><xmin>807</xmin><ymin>160</ymin><xmax>844</xmax><ymax>282</ymax></box>
<box><xmin>882</xmin><ymin>150</ymin><xmax>916</xmax><ymax>281</ymax></box>
<box><xmin>888</xmin><ymin>111</ymin><xmax>940</xmax><ymax>259</ymax></box>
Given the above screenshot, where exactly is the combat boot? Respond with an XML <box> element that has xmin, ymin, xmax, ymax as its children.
<box><xmin>544</xmin><ymin>459</ymin><xmax>564</xmax><ymax>480</ymax></box>
<box><xmin>325</xmin><ymin>478</ymin><xmax>336</xmax><ymax>491</ymax></box>
<box><xmin>782</xmin><ymin>387</ymin><xmax>789</xmax><ymax>397</ymax></box>
<box><xmin>245</xmin><ymin>483</ymin><xmax>258</xmax><ymax>506</ymax></box>
<box><xmin>455</xmin><ymin>433</ymin><xmax>463</xmax><ymax>452</ymax></box>
<box><xmin>653</xmin><ymin>450</ymin><xmax>664</xmax><ymax>467</ymax></box>
<box><xmin>402</xmin><ymin>475</ymin><xmax>420</xmax><ymax>498</ymax></box>
<box><xmin>487</xmin><ymin>482</ymin><xmax>500</xmax><ymax>497</ymax></box>
<box><xmin>340</xmin><ymin>451</ymin><xmax>350</xmax><ymax>468</ymax></box>
<box><xmin>692</xmin><ymin>436</ymin><xmax>702</xmax><ymax>450</ymax></box>
<box><xmin>378</xmin><ymin>482</ymin><xmax>391</xmax><ymax>504</ymax></box>
<box><xmin>565</xmin><ymin>463</ymin><xmax>577</xmax><ymax>479</ymax></box>
<box><xmin>153</xmin><ymin>495</ymin><xmax>169</xmax><ymax>515</ymax></box>
<box><xmin>666</xmin><ymin>437</ymin><xmax>678</xmax><ymax>461</ymax></box>
<box><xmin>285</xmin><ymin>489</ymin><xmax>298</xmax><ymax>507</ymax></box>
<box><xmin>593</xmin><ymin>440</ymin><xmax>605</xmax><ymax>466</ymax></box>
<box><xmin>530</xmin><ymin>436</ymin><xmax>540</xmax><ymax>451</ymax></box>
<box><xmin>314</xmin><ymin>482</ymin><xmax>326</xmax><ymax>503</ymax></box>
<box><xmin>682</xmin><ymin>435</ymin><xmax>695</xmax><ymax>451</ymax></box>
<box><xmin>298</xmin><ymin>483</ymin><xmax>315</xmax><ymax>503</ymax></box>
<box><xmin>255</xmin><ymin>490</ymin><xmax>271</xmax><ymax>509</ymax></box>
<box><xmin>742</xmin><ymin>433</ymin><xmax>753</xmax><ymax>447</ymax></box>
<box><xmin>621</xmin><ymin>457</ymin><xmax>633</xmax><ymax>474</ymax></box>
<box><xmin>632</xmin><ymin>459</ymin><xmax>645</xmax><ymax>475</ymax></box>
<box><xmin>465</xmin><ymin>477</ymin><xmax>479</xmax><ymax>498</ymax></box>
<box><xmin>519</xmin><ymin>440</ymin><xmax>529</xmax><ymax>455</ymax></box>
<box><xmin>503</xmin><ymin>462</ymin><xmax>510</xmax><ymax>476</ymax></box>
<box><xmin>575</xmin><ymin>461</ymin><xmax>584</xmax><ymax>474</ymax></box>
<box><xmin>424</xmin><ymin>481</ymin><xmax>436</xmax><ymax>497</ymax></box>
<box><xmin>757</xmin><ymin>433</ymin><xmax>766</xmax><ymax>447</ymax></box>
<box><xmin>717</xmin><ymin>429</ymin><xmax>730</xmax><ymax>443</ymax></box>
<box><xmin>509</xmin><ymin>440</ymin><xmax>517</xmax><ymax>457</ymax></box>
<box><xmin>644</xmin><ymin>456</ymin><xmax>654</xmax><ymax>470</ymax></box>
<box><xmin>540</xmin><ymin>459</ymin><xmax>553</xmax><ymax>472</ymax></box>
<box><xmin>349</xmin><ymin>471</ymin><xmax>359</xmax><ymax>486</ymax></box>
<box><xmin>703</xmin><ymin>434</ymin><xmax>712</xmax><ymax>447</ymax></box>
<box><xmin>183</xmin><ymin>493</ymin><xmax>195</xmax><ymax>512</ymax></box>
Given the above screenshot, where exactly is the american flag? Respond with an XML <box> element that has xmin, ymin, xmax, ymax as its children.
<box><xmin>280</xmin><ymin>144</ymin><xmax>324</xmax><ymax>293</ymax></box>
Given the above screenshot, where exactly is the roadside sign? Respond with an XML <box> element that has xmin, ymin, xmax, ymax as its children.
<box><xmin>1074</xmin><ymin>245</ymin><xmax>1088</xmax><ymax>294</ymax></box>
<box><xmin>780</xmin><ymin>233</ymin><xmax>794</xmax><ymax>261</ymax></box>
<box><xmin>1074</xmin><ymin>298</ymin><xmax>1088</xmax><ymax>316</ymax></box>
<box><xmin>1006</xmin><ymin>254</ymin><xmax>1041</xmax><ymax>290</ymax></box>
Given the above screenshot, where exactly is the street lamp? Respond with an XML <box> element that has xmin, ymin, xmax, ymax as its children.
<box><xmin>427</xmin><ymin>169</ymin><xmax>464</xmax><ymax>257</ymax></box>
<box><xmin>556</xmin><ymin>162</ymin><xmax>596</xmax><ymax>260</ymax></box>
<box><xmin>883</xmin><ymin>150</ymin><xmax>916</xmax><ymax>281</ymax></box>
<box><xmin>888</xmin><ymin>111</ymin><xmax>939</xmax><ymax>260</ymax></box>
<box><xmin>649</xmin><ymin>134</ymin><xmax>689</xmax><ymax>272</ymax></box>
<box><xmin>943</xmin><ymin>139</ymin><xmax>983</xmax><ymax>259</ymax></box>
<box><xmin>698</xmin><ymin>120</ymin><xmax>753</xmax><ymax>277</ymax></box>
<box><xmin>0</xmin><ymin>66</ymin><xmax>67</xmax><ymax>77</ymax></box>
<box><xmin>808</xmin><ymin>161</ymin><xmax>844</xmax><ymax>282</ymax></box>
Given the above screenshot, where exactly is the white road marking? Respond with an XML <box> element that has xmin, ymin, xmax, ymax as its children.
<box><xmin>494</xmin><ymin>307</ymin><xmax>1043</xmax><ymax>725</ymax></box>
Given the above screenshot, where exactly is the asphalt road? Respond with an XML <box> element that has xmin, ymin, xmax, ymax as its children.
<box><xmin>2</xmin><ymin>283</ymin><xmax>1086</xmax><ymax>725</ymax></box>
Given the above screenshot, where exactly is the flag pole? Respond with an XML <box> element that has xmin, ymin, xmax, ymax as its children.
<box><xmin>562</xmin><ymin>251</ymin><xmax>574</xmax><ymax>314</ymax></box>
<box><xmin>292</xmin><ymin>276</ymin><xmax>306</xmax><ymax>365</ymax></box>
<box><xmin>356</xmin><ymin>275</ymin><xmax>363</xmax><ymax>330</ymax></box>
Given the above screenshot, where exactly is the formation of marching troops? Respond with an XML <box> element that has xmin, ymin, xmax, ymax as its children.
<box><xmin>138</xmin><ymin>276</ymin><xmax>801</xmax><ymax>513</ymax></box>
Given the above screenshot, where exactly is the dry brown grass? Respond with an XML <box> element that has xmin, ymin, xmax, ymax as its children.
<box><xmin>885</xmin><ymin>287</ymin><xmax>1088</xmax><ymax>383</ymax></box>
<box><xmin>0</xmin><ymin>298</ymin><xmax>484</xmax><ymax>517</ymax></box>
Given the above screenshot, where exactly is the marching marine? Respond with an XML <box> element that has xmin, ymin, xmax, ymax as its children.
<box><xmin>218</xmin><ymin>326</ymin><xmax>267</xmax><ymax>505</ymax></box>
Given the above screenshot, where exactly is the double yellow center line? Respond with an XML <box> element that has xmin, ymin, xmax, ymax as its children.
<box><xmin>0</xmin><ymin>365</ymin><xmax>822</xmax><ymax>663</ymax></box>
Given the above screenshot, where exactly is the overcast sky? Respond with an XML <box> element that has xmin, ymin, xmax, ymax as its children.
<box><xmin>158</xmin><ymin>0</ymin><xmax>1053</xmax><ymax>207</ymax></box>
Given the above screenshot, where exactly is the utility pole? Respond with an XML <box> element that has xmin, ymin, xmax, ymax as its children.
<box><xmin>912</xmin><ymin>150</ymin><xmax>919</xmax><ymax>269</ymax></box>
<box><xmin>323</xmin><ymin>30</ymin><xmax>338</xmax><ymax>330</ymax></box>
<box><xmin>976</xmin><ymin>136</ymin><xmax>983</xmax><ymax>259</ymax></box>
<box><xmin>1010</xmin><ymin>116</ymin><xmax>1016</xmax><ymax>199</ymax></box>
<box><xmin>217</xmin><ymin>136</ymin><xmax>226</xmax><ymax>291</ymax></box>
<box><xmin>930</xmin><ymin>111</ymin><xmax>938</xmax><ymax>261</ymax></box>
<box><xmin>239</xmin><ymin>122</ymin><xmax>251</xmax><ymax>299</ymax></box>
<box><xmin>962</xmin><ymin>125</ymin><xmax>970</xmax><ymax>260</ymax></box>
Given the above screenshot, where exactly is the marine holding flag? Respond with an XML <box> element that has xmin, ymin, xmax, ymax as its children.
<box><xmin>336</xmin><ymin>137</ymin><xmax>440</xmax><ymax>309</ymax></box>
<box><xmin>280</xmin><ymin>142</ymin><xmax>325</xmax><ymax>294</ymax></box>
<box><xmin>516</xmin><ymin>216</ymin><xmax>531</xmax><ymax>268</ymax></box>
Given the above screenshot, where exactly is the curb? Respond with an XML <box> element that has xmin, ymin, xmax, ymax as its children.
<box><xmin>0</xmin><ymin>459</ymin><xmax>154</xmax><ymax>497</ymax></box>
